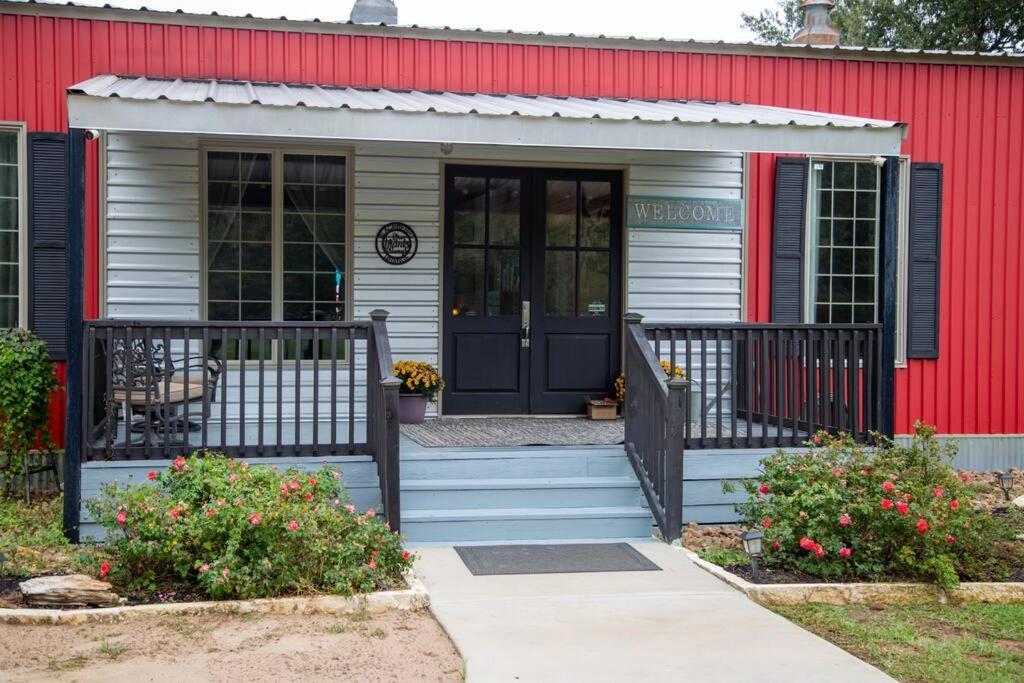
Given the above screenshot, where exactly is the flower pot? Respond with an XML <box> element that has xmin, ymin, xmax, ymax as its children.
<box><xmin>399</xmin><ymin>393</ymin><xmax>428</xmax><ymax>424</ymax></box>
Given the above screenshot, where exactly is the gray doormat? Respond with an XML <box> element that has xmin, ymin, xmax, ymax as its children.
<box><xmin>401</xmin><ymin>417</ymin><xmax>624</xmax><ymax>448</ymax></box>
<box><xmin>454</xmin><ymin>543</ymin><xmax>661</xmax><ymax>576</ymax></box>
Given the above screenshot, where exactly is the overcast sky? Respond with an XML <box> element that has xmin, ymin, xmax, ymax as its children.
<box><xmin>42</xmin><ymin>0</ymin><xmax>777</xmax><ymax>42</ymax></box>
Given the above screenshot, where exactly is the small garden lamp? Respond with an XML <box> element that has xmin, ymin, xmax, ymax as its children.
<box><xmin>997</xmin><ymin>472</ymin><xmax>1015</xmax><ymax>501</ymax></box>
<box><xmin>740</xmin><ymin>530</ymin><xmax>765</xmax><ymax>583</ymax></box>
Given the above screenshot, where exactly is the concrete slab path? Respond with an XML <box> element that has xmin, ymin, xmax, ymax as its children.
<box><xmin>415</xmin><ymin>542</ymin><xmax>893</xmax><ymax>683</ymax></box>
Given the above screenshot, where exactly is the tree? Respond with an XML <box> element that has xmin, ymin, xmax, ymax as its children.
<box><xmin>741</xmin><ymin>0</ymin><xmax>1024</xmax><ymax>52</ymax></box>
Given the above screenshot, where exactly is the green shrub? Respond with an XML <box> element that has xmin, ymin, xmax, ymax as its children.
<box><xmin>735</xmin><ymin>422</ymin><xmax>1022</xmax><ymax>589</ymax></box>
<box><xmin>87</xmin><ymin>451</ymin><xmax>413</xmax><ymax>599</ymax></box>
<box><xmin>698</xmin><ymin>546</ymin><xmax>750</xmax><ymax>568</ymax></box>
<box><xmin>0</xmin><ymin>328</ymin><xmax>59</xmax><ymax>488</ymax></box>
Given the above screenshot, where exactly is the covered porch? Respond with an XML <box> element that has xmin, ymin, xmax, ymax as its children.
<box><xmin>63</xmin><ymin>75</ymin><xmax>904</xmax><ymax>542</ymax></box>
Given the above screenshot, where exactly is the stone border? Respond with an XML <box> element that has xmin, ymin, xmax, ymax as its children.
<box><xmin>0</xmin><ymin>571</ymin><xmax>428</xmax><ymax>625</ymax></box>
<box><xmin>678</xmin><ymin>546</ymin><xmax>1024</xmax><ymax>606</ymax></box>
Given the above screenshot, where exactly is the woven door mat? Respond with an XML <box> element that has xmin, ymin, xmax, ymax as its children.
<box><xmin>401</xmin><ymin>417</ymin><xmax>625</xmax><ymax>448</ymax></box>
<box><xmin>454</xmin><ymin>543</ymin><xmax>661</xmax><ymax>576</ymax></box>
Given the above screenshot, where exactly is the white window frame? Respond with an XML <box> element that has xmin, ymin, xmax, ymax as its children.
<box><xmin>803</xmin><ymin>155</ymin><xmax>910</xmax><ymax>365</ymax></box>
<box><xmin>198</xmin><ymin>141</ymin><xmax>354</xmax><ymax>326</ymax></box>
<box><xmin>0</xmin><ymin>122</ymin><xmax>27</xmax><ymax>329</ymax></box>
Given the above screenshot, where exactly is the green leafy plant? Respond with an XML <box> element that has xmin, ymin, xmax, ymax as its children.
<box><xmin>87</xmin><ymin>451</ymin><xmax>413</xmax><ymax>599</ymax></box>
<box><xmin>0</xmin><ymin>328</ymin><xmax>59</xmax><ymax>489</ymax></box>
<box><xmin>698</xmin><ymin>546</ymin><xmax>751</xmax><ymax>568</ymax></box>
<box><xmin>735</xmin><ymin>422</ymin><xmax>1023</xmax><ymax>589</ymax></box>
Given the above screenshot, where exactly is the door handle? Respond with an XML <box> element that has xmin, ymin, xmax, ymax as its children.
<box><xmin>521</xmin><ymin>300</ymin><xmax>531</xmax><ymax>348</ymax></box>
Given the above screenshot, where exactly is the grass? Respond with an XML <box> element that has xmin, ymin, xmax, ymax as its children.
<box><xmin>774</xmin><ymin>603</ymin><xmax>1024</xmax><ymax>683</ymax></box>
<box><xmin>0</xmin><ymin>495</ymin><xmax>71</xmax><ymax>575</ymax></box>
<box><xmin>697</xmin><ymin>546</ymin><xmax>749</xmax><ymax>567</ymax></box>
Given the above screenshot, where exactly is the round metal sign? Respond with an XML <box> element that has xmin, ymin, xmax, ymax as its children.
<box><xmin>375</xmin><ymin>222</ymin><xmax>418</xmax><ymax>265</ymax></box>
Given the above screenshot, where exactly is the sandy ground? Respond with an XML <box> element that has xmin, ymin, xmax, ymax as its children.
<box><xmin>0</xmin><ymin>608</ymin><xmax>463</xmax><ymax>682</ymax></box>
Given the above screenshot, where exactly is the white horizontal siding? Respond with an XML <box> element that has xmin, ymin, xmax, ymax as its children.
<box><xmin>105</xmin><ymin>133</ymin><xmax>200</xmax><ymax>320</ymax></box>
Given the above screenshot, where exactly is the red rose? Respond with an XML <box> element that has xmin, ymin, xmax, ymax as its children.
<box><xmin>799</xmin><ymin>537</ymin><xmax>815</xmax><ymax>550</ymax></box>
<box><xmin>288</xmin><ymin>520</ymin><xmax>299</xmax><ymax>532</ymax></box>
<box><xmin>305</xmin><ymin>492</ymin><xmax>313</xmax><ymax>501</ymax></box>
<box><xmin>368</xmin><ymin>560</ymin><xmax>378</xmax><ymax>570</ymax></box>
<box><xmin>933</xmin><ymin>487</ymin><xmax>944</xmax><ymax>498</ymax></box>
<box><xmin>771</xmin><ymin>541</ymin><xmax>780</xmax><ymax>551</ymax></box>
<box><xmin>402</xmin><ymin>550</ymin><xmax>411</xmax><ymax>560</ymax></box>
<box><xmin>881</xmin><ymin>499</ymin><xmax>893</xmax><ymax>510</ymax></box>
<box><xmin>839</xmin><ymin>514</ymin><xmax>852</xmax><ymax>527</ymax></box>
<box><xmin>882</xmin><ymin>481</ymin><xmax>895</xmax><ymax>492</ymax></box>
<box><xmin>169</xmin><ymin>508</ymin><xmax>180</xmax><ymax>519</ymax></box>
<box><xmin>116</xmin><ymin>510</ymin><xmax>127</xmax><ymax>526</ymax></box>
<box><xmin>916</xmin><ymin>518</ymin><xmax>929</xmax><ymax>534</ymax></box>
<box><xmin>762</xmin><ymin>518</ymin><xmax>773</xmax><ymax>528</ymax></box>
<box><xmin>812</xmin><ymin>435</ymin><xmax>822</xmax><ymax>446</ymax></box>
<box><xmin>99</xmin><ymin>562</ymin><xmax>111</xmax><ymax>578</ymax></box>
<box><xmin>961</xmin><ymin>473</ymin><xmax>969</xmax><ymax>482</ymax></box>
<box><xmin>946</xmin><ymin>535</ymin><xmax>956</xmax><ymax>544</ymax></box>
<box><xmin>146</xmin><ymin>471</ymin><xmax>157</xmax><ymax>480</ymax></box>
<box><xmin>248</xmin><ymin>513</ymin><xmax>262</xmax><ymax>526</ymax></box>
<box><xmin>896</xmin><ymin>501</ymin><xmax>910</xmax><ymax>515</ymax></box>
<box><xmin>172</xmin><ymin>456</ymin><xmax>187</xmax><ymax>471</ymax></box>
<box><xmin>813</xmin><ymin>545</ymin><xmax>825</xmax><ymax>558</ymax></box>
<box><xmin>758</xmin><ymin>484</ymin><xmax>771</xmax><ymax>495</ymax></box>
<box><xmin>839</xmin><ymin>548</ymin><xmax>852</xmax><ymax>558</ymax></box>
<box><xmin>950</xmin><ymin>499</ymin><xmax>959</xmax><ymax>511</ymax></box>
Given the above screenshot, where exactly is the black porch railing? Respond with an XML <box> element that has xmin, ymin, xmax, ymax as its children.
<box><xmin>80</xmin><ymin>310</ymin><xmax>401</xmax><ymax>531</ymax></box>
<box><xmin>623</xmin><ymin>314</ymin><xmax>686</xmax><ymax>542</ymax></box>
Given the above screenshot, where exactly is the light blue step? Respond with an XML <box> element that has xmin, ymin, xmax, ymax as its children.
<box><xmin>402</xmin><ymin>476</ymin><xmax>645</xmax><ymax>510</ymax></box>
<box><xmin>400</xmin><ymin>447</ymin><xmax>633</xmax><ymax>479</ymax></box>
<box><xmin>401</xmin><ymin>506</ymin><xmax>655</xmax><ymax>543</ymax></box>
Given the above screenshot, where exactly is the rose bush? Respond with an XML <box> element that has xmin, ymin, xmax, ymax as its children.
<box><xmin>87</xmin><ymin>451</ymin><xmax>413</xmax><ymax>599</ymax></box>
<box><xmin>735</xmin><ymin>422</ymin><xmax>1023</xmax><ymax>589</ymax></box>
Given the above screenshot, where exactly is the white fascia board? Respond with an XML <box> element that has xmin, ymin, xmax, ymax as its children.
<box><xmin>68</xmin><ymin>95</ymin><xmax>905</xmax><ymax>157</ymax></box>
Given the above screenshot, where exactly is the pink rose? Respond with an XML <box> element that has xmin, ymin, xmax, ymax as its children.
<box><xmin>116</xmin><ymin>510</ymin><xmax>127</xmax><ymax>525</ymax></box>
<box><xmin>950</xmin><ymin>499</ymin><xmax>959</xmax><ymax>511</ymax></box>
<box><xmin>882</xmin><ymin>481</ymin><xmax>895</xmax><ymax>492</ymax></box>
<box><xmin>933</xmin><ymin>487</ymin><xmax>944</xmax><ymax>498</ymax></box>
<box><xmin>146</xmin><ymin>471</ymin><xmax>157</xmax><ymax>481</ymax></box>
<box><xmin>896</xmin><ymin>501</ymin><xmax>910</xmax><ymax>515</ymax></box>
<box><xmin>169</xmin><ymin>508</ymin><xmax>180</xmax><ymax>519</ymax></box>
<box><xmin>881</xmin><ymin>499</ymin><xmax>893</xmax><ymax>510</ymax></box>
<box><xmin>368</xmin><ymin>560</ymin><xmax>377</xmax><ymax>570</ymax></box>
<box><xmin>839</xmin><ymin>548</ymin><xmax>852</xmax><ymax>558</ymax></box>
<box><xmin>345</xmin><ymin>504</ymin><xmax>356</xmax><ymax>514</ymax></box>
<box><xmin>288</xmin><ymin>520</ymin><xmax>299</xmax><ymax>532</ymax></box>
<box><xmin>366</xmin><ymin>508</ymin><xmax>376</xmax><ymax>518</ymax></box>
<box><xmin>199</xmin><ymin>563</ymin><xmax>210</xmax><ymax>573</ymax></box>
<box><xmin>916</xmin><ymin>518</ymin><xmax>929</xmax><ymax>534</ymax></box>
<box><xmin>402</xmin><ymin>550</ymin><xmax>411</xmax><ymax>560</ymax></box>
<box><xmin>839</xmin><ymin>514</ymin><xmax>852</xmax><ymax>527</ymax></box>
<box><xmin>248</xmin><ymin>513</ymin><xmax>262</xmax><ymax>526</ymax></box>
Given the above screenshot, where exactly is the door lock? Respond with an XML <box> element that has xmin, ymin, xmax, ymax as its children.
<box><xmin>521</xmin><ymin>300</ymin><xmax>531</xmax><ymax>348</ymax></box>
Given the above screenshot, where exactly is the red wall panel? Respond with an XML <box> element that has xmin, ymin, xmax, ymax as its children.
<box><xmin>2</xmin><ymin>8</ymin><xmax>1023</xmax><ymax>436</ymax></box>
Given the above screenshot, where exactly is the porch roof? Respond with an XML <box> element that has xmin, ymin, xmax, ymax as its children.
<box><xmin>68</xmin><ymin>74</ymin><xmax>906</xmax><ymax>156</ymax></box>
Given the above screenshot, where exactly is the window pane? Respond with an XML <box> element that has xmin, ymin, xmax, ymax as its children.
<box><xmin>317</xmin><ymin>156</ymin><xmax>346</xmax><ymax>185</ymax></box>
<box><xmin>488</xmin><ymin>178</ymin><xmax>521</xmax><ymax>246</ymax></box>
<box><xmin>0</xmin><ymin>231</ymin><xmax>16</xmax><ymax>262</ymax></box>
<box><xmin>284</xmin><ymin>212</ymin><xmax>314</xmax><ymax>242</ymax></box>
<box><xmin>833</xmin><ymin>248</ymin><xmax>853</xmax><ymax>275</ymax></box>
<box><xmin>241</xmin><ymin>272</ymin><xmax>271</xmax><ymax>301</ymax></box>
<box><xmin>242</xmin><ymin>243</ymin><xmax>272</xmax><ymax>271</ymax></box>
<box><xmin>240</xmin><ymin>152</ymin><xmax>271</xmax><ymax>182</ymax></box>
<box><xmin>284</xmin><ymin>184</ymin><xmax>314</xmax><ymax>212</ymax></box>
<box><xmin>831</xmin><ymin>304</ymin><xmax>853</xmax><ymax>323</ymax></box>
<box><xmin>832</xmin><ymin>276</ymin><xmax>853</xmax><ymax>303</ymax></box>
<box><xmin>0</xmin><ymin>198</ymin><xmax>16</xmax><ymax>230</ymax></box>
<box><xmin>546</xmin><ymin>180</ymin><xmax>576</xmax><ymax>247</ymax></box>
<box><xmin>241</xmin><ymin>182</ymin><xmax>272</xmax><ymax>210</ymax></box>
<box><xmin>854</xmin><ymin>248</ymin><xmax>876</xmax><ymax>275</ymax></box>
<box><xmin>453</xmin><ymin>176</ymin><xmax>485</xmax><ymax>245</ymax></box>
<box><xmin>452</xmin><ymin>248</ymin><xmax>484</xmax><ymax>316</ymax></box>
<box><xmin>856</xmin><ymin>163</ymin><xmax>877</xmax><ymax>190</ymax></box>
<box><xmin>833</xmin><ymin>219</ymin><xmax>854</xmax><ymax>246</ymax></box>
<box><xmin>854</xmin><ymin>276</ymin><xmax>876</xmax><ymax>304</ymax></box>
<box><xmin>284</xmin><ymin>154</ymin><xmax>315</xmax><ymax>183</ymax></box>
<box><xmin>817</xmin><ymin>219</ymin><xmax>831</xmax><ymax>245</ymax></box>
<box><xmin>207</xmin><ymin>271</ymin><xmax>239</xmax><ymax>301</ymax></box>
<box><xmin>580</xmin><ymin>181</ymin><xmax>611</xmax><ymax>248</ymax></box>
<box><xmin>545</xmin><ymin>250</ymin><xmax>575</xmax><ymax>316</ymax></box>
<box><xmin>208</xmin><ymin>242</ymin><xmax>238</xmax><ymax>271</ymax></box>
<box><xmin>579</xmin><ymin>251</ymin><xmax>609</xmax><ymax>317</ymax></box>
<box><xmin>855</xmin><ymin>220</ymin><xmax>876</xmax><ymax>247</ymax></box>
<box><xmin>0</xmin><ymin>264</ymin><xmax>17</xmax><ymax>296</ymax></box>
<box><xmin>833</xmin><ymin>163</ymin><xmax>855</xmax><ymax>189</ymax></box>
<box><xmin>486</xmin><ymin>249</ymin><xmax>520</xmax><ymax>316</ymax></box>
<box><xmin>0</xmin><ymin>133</ymin><xmax>16</xmax><ymax>165</ymax></box>
<box><xmin>0</xmin><ymin>165</ymin><xmax>15</xmax><ymax>198</ymax></box>
<box><xmin>816</xmin><ymin>248</ymin><xmax>831</xmax><ymax>275</ymax></box>
<box><xmin>854</xmin><ymin>305</ymin><xmax>875</xmax><ymax>323</ymax></box>
<box><xmin>833</xmin><ymin>190</ymin><xmax>855</xmax><ymax>218</ymax></box>
<box><xmin>207</xmin><ymin>151</ymin><xmax>239</xmax><ymax>181</ymax></box>
<box><xmin>855</xmin><ymin>192</ymin><xmax>877</xmax><ymax>219</ymax></box>
<box><xmin>815</xmin><ymin>276</ymin><xmax>830</xmax><ymax>303</ymax></box>
<box><xmin>241</xmin><ymin>212</ymin><xmax>271</xmax><ymax>241</ymax></box>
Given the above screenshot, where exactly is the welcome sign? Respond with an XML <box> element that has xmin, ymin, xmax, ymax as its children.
<box><xmin>627</xmin><ymin>195</ymin><xmax>743</xmax><ymax>230</ymax></box>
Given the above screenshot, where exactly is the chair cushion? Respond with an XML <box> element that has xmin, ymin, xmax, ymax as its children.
<box><xmin>113</xmin><ymin>382</ymin><xmax>205</xmax><ymax>406</ymax></box>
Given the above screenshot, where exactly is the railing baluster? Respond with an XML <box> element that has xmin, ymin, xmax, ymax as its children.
<box><xmin>715</xmin><ymin>328</ymin><xmax>723</xmax><ymax>447</ymax></box>
<box><xmin>201</xmin><ymin>327</ymin><xmax>210</xmax><ymax>449</ymax></box>
<box><xmin>744</xmin><ymin>329</ymin><xmax>753</xmax><ymax>448</ymax></box>
<box><xmin>330</xmin><ymin>326</ymin><xmax>338</xmax><ymax>454</ymax></box>
<box><xmin>821</xmin><ymin>329</ymin><xmax>833</xmax><ymax>431</ymax></box>
<box><xmin>238</xmin><ymin>327</ymin><xmax>246</xmax><ymax>456</ymax></box>
<box><xmin>808</xmin><ymin>329</ymin><xmax>819</xmax><ymax>435</ymax></box>
<box><xmin>258</xmin><ymin>328</ymin><xmax>265</xmax><ymax>455</ymax></box>
<box><xmin>162</xmin><ymin>327</ymin><xmax>171</xmax><ymax>459</ymax></box>
<box><xmin>276</xmin><ymin>326</ymin><xmax>284</xmax><ymax>455</ymax></box>
<box><xmin>182</xmin><ymin>327</ymin><xmax>191</xmax><ymax>456</ymax></box>
<box><xmin>294</xmin><ymin>327</ymin><xmax>302</xmax><ymax>454</ymax></box>
<box><xmin>836</xmin><ymin>329</ymin><xmax>847</xmax><ymax>433</ymax></box>
<box><xmin>348</xmin><ymin>327</ymin><xmax>356</xmax><ymax>452</ymax></box>
<box><xmin>312</xmin><ymin>326</ymin><xmax>320</xmax><ymax>456</ymax></box>
<box><xmin>851</xmin><ymin>329</ymin><xmax>861</xmax><ymax>440</ymax></box>
<box><xmin>684</xmin><ymin>329</ymin><xmax>693</xmax><ymax>447</ymax></box>
<box><xmin>730</xmin><ymin>328</ymin><xmax>738</xmax><ymax>449</ymax></box>
<box><xmin>760</xmin><ymin>329</ymin><xmax>769</xmax><ymax>446</ymax></box>
<box><xmin>219</xmin><ymin>327</ymin><xmax>228</xmax><ymax>451</ymax></box>
<box><xmin>699</xmin><ymin>329</ymin><xmax>707</xmax><ymax>449</ymax></box>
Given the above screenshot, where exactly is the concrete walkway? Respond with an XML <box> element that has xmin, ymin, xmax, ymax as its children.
<box><xmin>415</xmin><ymin>542</ymin><xmax>892</xmax><ymax>683</ymax></box>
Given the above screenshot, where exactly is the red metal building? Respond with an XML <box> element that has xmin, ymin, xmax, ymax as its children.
<box><xmin>2</xmin><ymin>1</ymin><xmax>1023</xmax><ymax>465</ymax></box>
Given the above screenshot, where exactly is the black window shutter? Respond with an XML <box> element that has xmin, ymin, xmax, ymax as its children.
<box><xmin>771</xmin><ymin>157</ymin><xmax>809</xmax><ymax>323</ymax></box>
<box><xmin>27</xmin><ymin>133</ymin><xmax>69</xmax><ymax>360</ymax></box>
<box><xmin>906</xmin><ymin>162</ymin><xmax>943</xmax><ymax>359</ymax></box>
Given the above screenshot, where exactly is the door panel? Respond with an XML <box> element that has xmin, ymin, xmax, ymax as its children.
<box><xmin>529</xmin><ymin>170</ymin><xmax>622</xmax><ymax>414</ymax></box>
<box><xmin>443</xmin><ymin>167</ymin><xmax>530</xmax><ymax>414</ymax></box>
<box><xmin>443</xmin><ymin>166</ymin><xmax>621</xmax><ymax>415</ymax></box>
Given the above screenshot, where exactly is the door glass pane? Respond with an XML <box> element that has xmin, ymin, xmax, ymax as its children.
<box><xmin>0</xmin><ymin>131</ymin><xmax>19</xmax><ymax>328</ymax></box>
<box><xmin>452</xmin><ymin>248</ymin><xmax>484</xmax><ymax>317</ymax></box>
<box><xmin>487</xmin><ymin>249</ymin><xmax>520</xmax><ymax>316</ymax></box>
<box><xmin>206</xmin><ymin>151</ymin><xmax>272</xmax><ymax>328</ymax></box>
<box><xmin>545</xmin><ymin>180</ymin><xmax>576</xmax><ymax>247</ymax></box>
<box><xmin>545</xmin><ymin>250</ymin><xmax>575</xmax><ymax>316</ymax></box>
<box><xmin>580</xmin><ymin>181</ymin><xmax>611</xmax><ymax>248</ymax></box>
<box><xmin>453</xmin><ymin>176</ymin><xmax>485</xmax><ymax>245</ymax></box>
<box><xmin>578</xmin><ymin>252</ymin><xmax>609</xmax><ymax>317</ymax></box>
<box><xmin>488</xmin><ymin>178</ymin><xmax>521</xmax><ymax>246</ymax></box>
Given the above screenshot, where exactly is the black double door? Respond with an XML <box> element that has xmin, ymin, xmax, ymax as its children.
<box><xmin>443</xmin><ymin>165</ymin><xmax>622</xmax><ymax>414</ymax></box>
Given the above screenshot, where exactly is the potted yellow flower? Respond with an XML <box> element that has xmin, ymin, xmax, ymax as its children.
<box><xmin>393</xmin><ymin>360</ymin><xmax>444</xmax><ymax>424</ymax></box>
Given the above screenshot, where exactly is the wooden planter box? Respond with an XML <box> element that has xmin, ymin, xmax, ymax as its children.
<box><xmin>587</xmin><ymin>401</ymin><xmax>619</xmax><ymax>420</ymax></box>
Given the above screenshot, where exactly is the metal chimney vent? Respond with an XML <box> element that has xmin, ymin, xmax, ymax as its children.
<box><xmin>350</xmin><ymin>0</ymin><xmax>398</xmax><ymax>25</ymax></box>
<box><xmin>793</xmin><ymin>0</ymin><xmax>840</xmax><ymax>46</ymax></box>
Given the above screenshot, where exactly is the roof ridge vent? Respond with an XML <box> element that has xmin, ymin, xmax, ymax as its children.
<box><xmin>793</xmin><ymin>0</ymin><xmax>840</xmax><ymax>46</ymax></box>
<box><xmin>350</xmin><ymin>0</ymin><xmax>398</xmax><ymax>26</ymax></box>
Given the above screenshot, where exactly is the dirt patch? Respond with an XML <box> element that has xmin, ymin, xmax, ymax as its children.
<box><xmin>0</xmin><ymin>608</ymin><xmax>462</xmax><ymax>682</ymax></box>
<box><xmin>960</xmin><ymin>469</ymin><xmax>1022</xmax><ymax>511</ymax></box>
<box><xmin>682</xmin><ymin>522</ymin><xmax>746</xmax><ymax>552</ymax></box>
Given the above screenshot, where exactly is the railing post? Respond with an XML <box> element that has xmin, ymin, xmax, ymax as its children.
<box><xmin>381</xmin><ymin>376</ymin><xmax>402</xmax><ymax>533</ymax></box>
<box><xmin>665</xmin><ymin>378</ymin><xmax>688</xmax><ymax>542</ymax></box>
<box><xmin>63</xmin><ymin>129</ymin><xmax>86</xmax><ymax>543</ymax></box>
<box><xmin>623</xmin><ymin>312</ymin><xmax>644</xmax><ymax>446</ymax></box>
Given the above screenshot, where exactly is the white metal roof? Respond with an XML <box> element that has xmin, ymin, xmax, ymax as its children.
<box><xmin>68</xmin><ymin>75</ymin><xmax>906</xmax><ymax>156</ymax></box>
<box><xmin>71</xmin><ymin>75</ymin><xmax>902</xmax><ymax>131</ymax></box>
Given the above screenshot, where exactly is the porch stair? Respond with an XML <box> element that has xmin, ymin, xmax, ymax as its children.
<box><xmin>399</xmin><ymin>445</ymin><xmax>656</xmax><ymax>544</ymax></box>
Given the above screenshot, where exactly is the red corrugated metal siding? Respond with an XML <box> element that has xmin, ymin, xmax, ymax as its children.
<box><xmin>2</xmin><ymin>10</ymin><xmax>1023</xmax><ymax>437</ymax></box>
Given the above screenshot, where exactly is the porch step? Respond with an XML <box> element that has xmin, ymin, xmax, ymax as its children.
<box><xmin>400</xmin><ymin>447</ymin><xmax>633</xmax><ymax>479</ymax></box>
<box><xmin>402</xmin><ymin>476</ymin><xmax>645</xmax><ymax>510</ymax></box>
<box><xmin>401</xmin><ymin>506</ymin><xmax>654</xmax><ymax>543</ymax></box>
